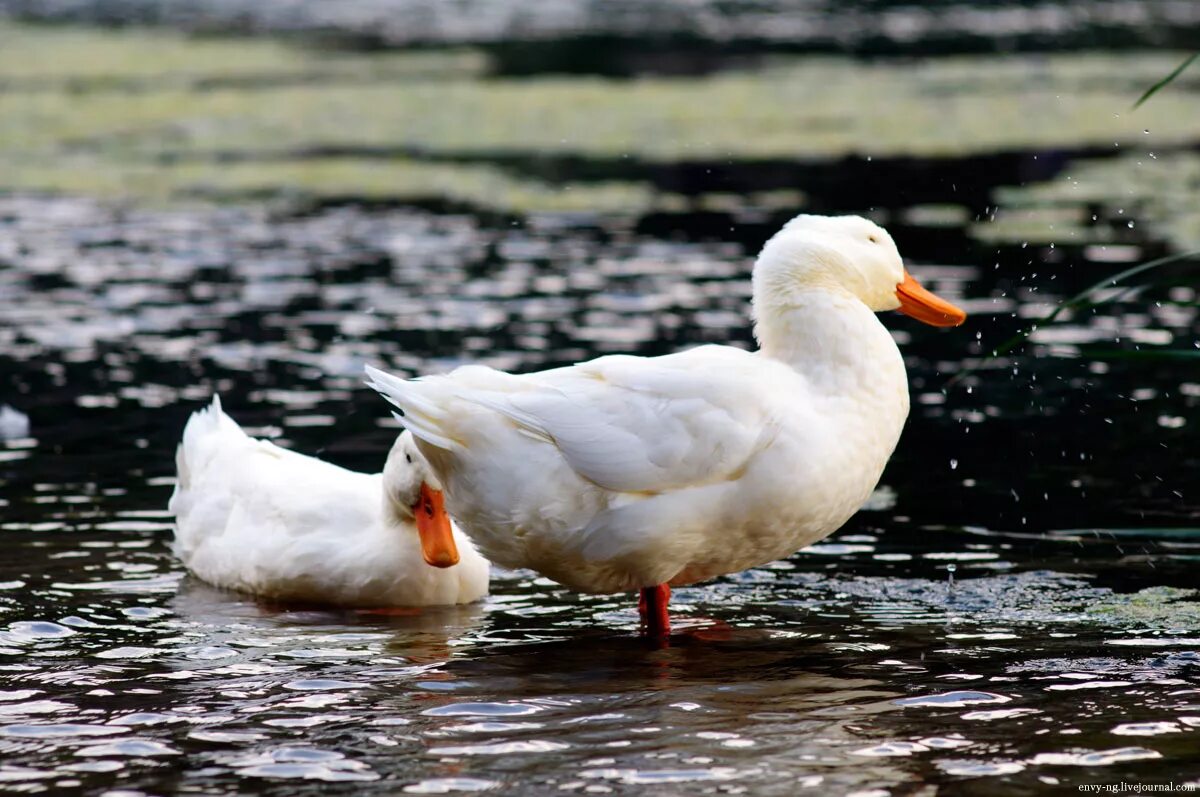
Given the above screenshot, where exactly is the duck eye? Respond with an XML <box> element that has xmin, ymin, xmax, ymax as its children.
<box><xmin>868</xmin><ymin>235</ymin><xmax>879</xmax><ymax>244</ymax></box>
<box><xmin>405</xmin><ymin>454</ymin><xmax>412</xmax><ymax>464</ymax></box>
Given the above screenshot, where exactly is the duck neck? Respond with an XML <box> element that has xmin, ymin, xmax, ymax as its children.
<box><xmin>754</xmin><ymin>289</ymin><xmax>910</xmax><ymax>430</ymax></box>
<box><xmin>382</xmin><ymin>499</ymin><xmax>414</xmax><ymax>537</ymax></box>
<box><xmin>377</xmin><ymin>480</ymin><xmax>421</xmax><ymax>548</ymax></box>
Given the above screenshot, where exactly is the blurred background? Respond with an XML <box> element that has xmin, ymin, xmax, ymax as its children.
<box><xmin>0</xmin><ymin>2</ymin><xmax>1199</xmax><ymax>795</ymax></box>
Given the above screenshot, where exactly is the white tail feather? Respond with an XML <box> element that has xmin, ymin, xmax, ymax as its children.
<box><xmin>364</xmin><ymin>365</ymin><xmax>463</xmax><ymax>451</ymax></box>
<box><xmin>174</xmin><ymin>395</ymin><xmax>246</xmax><ymax>491</ymax></box>
<box><xmin>364</xmin><ymin>365</ymin><xmax>446</xmax><ymax>420</ymax></box>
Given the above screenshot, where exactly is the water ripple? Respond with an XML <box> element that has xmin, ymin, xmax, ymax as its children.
<box><xmin>402</xmin><ymin>777</ymin><xmax>500</xmax><ymax>794</ymax></box>
<box><xmin>423</xmin><ymin>702</ymin><xmax>545</xmax><ymax>717</ymax></box>
<box><xmin>895</xmin><ymin>691</ymin><xmax>1012</xmax><ymax>708</ymax></box>
<box><xmin>1029</xmin><ymin>747</ymin><xmax>1162</xmax><ymax>766</ymax></box>
<box><xmin>429</xmin><ymin>739</ymin><xmax>569</xmax><ymax>756</ymax></box>
<box><xmin>0</xmin><ymin>724</ymin><xmax>129</xmax><ymax>738</ymax></box>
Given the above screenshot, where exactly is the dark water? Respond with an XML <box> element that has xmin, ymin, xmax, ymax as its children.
<box><xmin>1</xmin><ymin>188</ymin><xmax>1199</xmax><ymax>794</ymax></box>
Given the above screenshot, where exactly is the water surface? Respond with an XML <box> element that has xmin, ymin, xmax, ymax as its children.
<box><xmin>1</xmin><ymin>5</ymin><xmax>1200</xmax><ymax>793</ymax></box>
<box><xmin>1</xmin><ymin>193</ymin><xmax>1198</xmax><ymax>794</ymax></box>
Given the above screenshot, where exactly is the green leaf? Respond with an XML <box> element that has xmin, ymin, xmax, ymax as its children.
<box><xmin>1133</xmin><ymin>52</ymin><xmax>1199</xmax><ymax>110</ymax></box>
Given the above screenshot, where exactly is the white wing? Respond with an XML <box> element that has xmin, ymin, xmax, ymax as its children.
<box><xmin>370</xmin><ymin>347</ymin><xmax>780</xmax><ymax>495</ymax></box>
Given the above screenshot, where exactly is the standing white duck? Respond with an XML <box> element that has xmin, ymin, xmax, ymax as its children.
<box><xmin>168</xmin><ymin>397</ymin><xmax>489</xmax><ymax>608</ymax></box>
<box><xmin>365</xmin><ymin>215</ymin><xmax>964</xmax><ymax>631</ymax></box>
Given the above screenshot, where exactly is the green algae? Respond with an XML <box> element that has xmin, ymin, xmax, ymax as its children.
<box><xmin>1</xmin><ymin>20</ymin><xmax>1198</xmax><ymax>216</ymax></box>
<box><xmin>0</xmin><ymin>21</ymin><xmax>485</xmax><ymax>82</ymax></box>
<box><xmin>5</xmin><ymin>155</ymin><xmax>660</xmax><ymax>213</ymax></box>
<box><xmin>1087</xmin><ymin>587</ymin><xmax>1200</xmax><ymax>629</ymax></box>
<box><xmin>984</xmin><ymin>152</ymin><xmax>1200</xmax><ymax>251</ymax></box>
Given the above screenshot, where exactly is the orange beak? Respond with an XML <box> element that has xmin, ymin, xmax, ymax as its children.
<box><xmin>895</xmin><ymin>270</ymin><xmax>967</xmax><ymax>327</ymax></box>
<box><xmin>412</xmin><ymin>483</ymin><xmax>459</xmax><ymax>568</ymax></box>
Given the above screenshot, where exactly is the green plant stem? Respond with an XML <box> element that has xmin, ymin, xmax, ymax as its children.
<box><xmin>945</xmin><ymin>248</ymin><xmax>1200</xmax><ymax>388</ymax></box>
<box><xmin>1133</xmin><ymin>52</ymin><xmax>1198</xmax><ymax>109</ymax></box>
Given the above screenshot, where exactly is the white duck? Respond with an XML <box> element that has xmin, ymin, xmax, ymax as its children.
<box><xmin>365</xmin><ymin>215</ymin><xmax>964</xmax><ymax>631</ymax></box>
<box><xmin>168</xmin><ymin>397</ymin><xmax>489</xmax><ymax>608</ymax></box>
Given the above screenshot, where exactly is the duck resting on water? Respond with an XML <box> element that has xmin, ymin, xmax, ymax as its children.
<box><xmin>366</xmin><ymin>214</ymin><xmax>966</xmax><ymax>634</ymax></box>
<box><xmin>169</xmin><ymin>396</ymin><xmax>489</xmax><ymax>608</ymax></box>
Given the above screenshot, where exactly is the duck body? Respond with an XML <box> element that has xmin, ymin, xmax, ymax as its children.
<box><xmin>168</xmin><ymin>398</ymin><xmax>489</xmax><ymax>607</ymax></box>
<box><xmin>366</xmin><ymin>215</ymin><xmax>952</xmax><ymax>599</ymax></box>
<box><xmin>372</xmin><ymin>334</ymin><xmax>903</xmax><ymax>593</ymax></box>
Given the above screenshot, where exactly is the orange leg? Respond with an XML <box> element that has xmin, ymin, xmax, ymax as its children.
<box><xmin>638</xmin><ymin>584</ymin><xmax>671</xmax><ymax>636</ymax></box>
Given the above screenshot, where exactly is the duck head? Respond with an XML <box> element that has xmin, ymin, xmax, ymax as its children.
<box><xmin>752</xmin><ymin>214</ymin><xmax>966</xmax><ymax>327</ymax></box>
<box><xmin>383</xmin><ymin>431</ymin><xmax>459</xmax><ymax>568</ymax></box>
